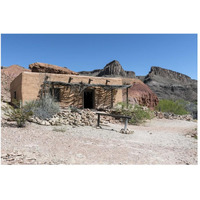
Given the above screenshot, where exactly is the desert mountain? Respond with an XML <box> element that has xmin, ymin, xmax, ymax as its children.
<box><xmin>79</xmin><ymin>60</ymin><xmax>136</xmax><ymax>78</ymax></box>
<box><xmin>1</xmin><ymin>65</ymin><xmax>30</xmax><ymax>102</ymax></box>
<box><xmin>141</xmin><ymin>66</ymin><xmax>197</xmax><ymax>102</ymax></box>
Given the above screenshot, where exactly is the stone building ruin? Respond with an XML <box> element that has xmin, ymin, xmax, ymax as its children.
<box><xmin>10</xmin><ymin>62</ymin><xmax>159</xmax><ymax>109</ymax></box>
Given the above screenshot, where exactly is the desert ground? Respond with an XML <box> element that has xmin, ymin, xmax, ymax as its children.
<box><xmin>1</xmin><ymin>117</ymin><xmax>197</xmax><ymax>165</ymax></box>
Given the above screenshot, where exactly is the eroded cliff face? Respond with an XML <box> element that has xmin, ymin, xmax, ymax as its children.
<box><xmin>143</xmin><ymin>67</ymin><xmax>197</xmax><ymax>102</ymax></box>
<box><xmin>79</xmin><ymin>60</ymin><xmax>136</xmax><ymax>78</ymax></box>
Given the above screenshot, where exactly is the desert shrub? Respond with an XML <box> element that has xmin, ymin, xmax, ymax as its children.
<box><xmin>155</xmin><ymin>99</ymin><xmax>188</xmax><ymax>115</ymax></box>
<box><xmin>114</xmin><ymin>102</ymin><xmax>134</xmax><ymax>111</ymax></box>
<box><xmin>129</xmin><ymin>104</ymin><xmax>153</xmax><ymax>124</ymax></box>
<box><xmin>29</xmin><ymin>94</ymin><xmax>60</xmax><ymax>120</ymax></box>
<box><xmin>52</xmin><ymin>127</ymin><xmax>66</xmax><ymax>132</ymax></box>
<box><xmin>176</xmin><ymin>99</ymin><xmax>197</xmax><ymax>118</ymax></box>
<box><xmin>69</xmin><ymin>106</ymin><xmax>79</xmax><ymax>112</ymax></box>
<box><xmin>113</xmin><ymin>103</ymin><xmax>154</xmax><ymax>125</ymax></box>
<box><xmin>2</xmin><ymin>101</ymin><xmax>33</xmax><ymax>127</ymax></box>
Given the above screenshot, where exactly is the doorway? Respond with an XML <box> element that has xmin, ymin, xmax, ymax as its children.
<box><xmin>84</xmin><ymin>89</ymin><xmax>95</xmax><ymax>109</ymax></box>
<box><xmin>50</xmin><ymin>88</ymin><xmax>60</xmax><ymax>102</ymax></box>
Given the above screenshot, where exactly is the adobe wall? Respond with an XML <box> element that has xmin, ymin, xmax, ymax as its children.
<box><xmin>10</xmin><ymin>73</ymin><xmax>23</xmax><ymax>102</ymax></box>
<box><xmin>11</xmin><ymin>72</ymin><xmax>124</xmax><ymax>108</ymax></box>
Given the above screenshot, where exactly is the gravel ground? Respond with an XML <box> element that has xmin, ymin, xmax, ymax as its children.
<box><xmin>1</xmin><ymin>118</ymin><xmax>198</xmax><ymax>165</ymax></box>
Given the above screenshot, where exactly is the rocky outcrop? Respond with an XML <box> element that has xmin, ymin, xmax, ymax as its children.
<box><xmin>122</xmin><ymin>79</ymin><xmax>159</xmax><ymax>109</ymax></box>
<box><xmin>78</xmin><ymin>69</ymin><xmax>102</xmax><ymax>76</ymax></box>
<box><xmin>79</xmin><ymin>60</ymin><xmax>136</xmax><ymax>78</ymax></box>
<box><xmin>143</xmin><ymin>66</ymin><xmax>197</xmax><ymax>102</ymax></box>
<box><xmin>29</xmin><ymin>62</ymin><xmax>79</xmax><ymax>75</ymax></box>
<box><xmin>98</xmin><ymin>60</ymin><xmax>127</xmax><ymax>77</ymax></box>
<box><xmin>1</xmin><ymin>65</ymin><xmax>30</xmax><ymax>102</ymax></box>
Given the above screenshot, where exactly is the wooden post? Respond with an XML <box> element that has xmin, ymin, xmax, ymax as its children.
<box><xmin>111</xmin><ymin>89</ymin><xmax>113</xmax><ymax>108</ymax></box>
<box><xmin>124</xmin><ymin>118</ymin><xmax>128</xmax><ymax>132</ymax></box>
<box><xmin>68</xmin><ymin>77</ymin><xmax>73</xmax><ymax>83</ymax></box>
<box><xmin>97</xmin><ymin>113</ymin><xmax>100</xmax><ymax>127</ymax></box>
<box><xmin>126</xmin><ymin>87</ymin><xmax>129</xmax><ymax>108</ymax></box>
<box><xmin>88</xmin><ymin>78</ymin><xmax>93</xmax><ymax>84</ymax></box>
<box><xmin>106</xmin><ymin>80</ymin><xmax>110</xmax><ymax>85</ymax></box>
<box><xmin>52</xmin><ymin>83</ymin><xmax>54</xmax><ymax>98</ymax></box>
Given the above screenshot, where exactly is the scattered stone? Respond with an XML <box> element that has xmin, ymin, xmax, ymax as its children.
<box><xmin>154</xmin><ymin>111</ymin><xmax>193</xmax><ymax>121</ymax></box>
<box><xmin>120</xmin><ymin>128</ymin><xmax>134</xmax><ymax>134</ymax></box>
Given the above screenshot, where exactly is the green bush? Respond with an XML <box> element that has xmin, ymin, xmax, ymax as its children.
<box><xmin>155</xmin><ymin>99</ymin><xmax>188</xmax><ymax>115</ymax></box>
<box><xmin>130</xmin><ymin>105</ymin><xmax>153</xmax><ymax>124</ymax></box>
<box><xmin>2</xmin><ymin>101</ymin><xmax>33</xmax><ymax>127</ymax></box>
<box><xmin>113</xmin><ymin>103</ymin><xmax>154</xmax><ymax>125</ymax></box>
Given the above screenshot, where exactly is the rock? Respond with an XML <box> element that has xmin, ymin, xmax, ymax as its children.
<box><xmin>44</xmin><ymin>121</ymin><xmax>51</xmax><ymax>126</ymax></box>
<box><xmin>186</xmin><ymin>135</ymin><xmax>191</xmax><ymax>138</ymax></box>
<box><xmin>40</xmin><ymin>121</ymin><xmax>46</xmax><ymax>125</ymax></box>
<box><xmin>29</xmin><ymin>62</ymin><xmax>79</xmax><ymax>75</ymax></box>
<box><xmin>120</xmin><ymin>128</ymin><xmax>134</xmax><ymax>134</ymax></box>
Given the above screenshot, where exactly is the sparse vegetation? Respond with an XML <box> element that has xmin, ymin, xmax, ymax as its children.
<box><xmin>113</xmin><ymin>102</ymin><xmax>154</xmax><ymax>125</ymax></box>
<box><xmin>2</xmin><ymin>100</ymin><xmax>33</xmax><ymax>127</ymax></box>
<box><xmin>52</xmin><ymin>127</ymin><xmax>66</xmax><ymax>132</ymax></box>
<box><xmin>27</xmin><ymin>94</ymin><xmax>60</xmax><ymax>120</ymax></box>
<box><xmin>155</xmin><ymin>99</ymin><xmax>188</xmax><ymax>115</ymax></box>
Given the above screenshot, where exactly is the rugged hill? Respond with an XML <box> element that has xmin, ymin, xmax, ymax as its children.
<box><xmin>143</xmin><ymin>66</ymin><xmax>197</xmax><ymax>102</ymax></box>
<box><xmin>122</xmin><ymin>78</ymin><xmax>159</xmax><ymax>109</ymax></box>
<box><xmin>79</xmin><ymin>60</ymin><xmax>136</xmax><ymax>78</ymax></box>
<box><xmin>1</xmin><ymin>65</ymin><xmax>30</xmax><ymax>102</ymax></box>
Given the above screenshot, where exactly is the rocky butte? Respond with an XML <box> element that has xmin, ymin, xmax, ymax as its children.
<box><xmin>79</xmin><ymin>60</ymin><xmax>136</xmax><ymax>78</ymax></box>
<box><xmin>141</xmin><ymin>66</ymin><xmax>197</xmax><ymax>103</ymax></box>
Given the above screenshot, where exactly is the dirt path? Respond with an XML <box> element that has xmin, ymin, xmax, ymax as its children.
<box><xmin>1</xmin><ymin>118</ymin><xmax>197</xmax><ymax>165</ymax></box>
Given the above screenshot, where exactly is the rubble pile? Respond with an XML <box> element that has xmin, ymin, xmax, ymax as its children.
<box><xmin>29</xmin><ymin>109</ymin><xmax>120</xmax><ymax>127</ymax></box>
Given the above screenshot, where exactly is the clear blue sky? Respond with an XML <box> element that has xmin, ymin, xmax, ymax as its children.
<box><xmin>1</xmin><ymin>34</ymin><xmax>197</xmax><ymax>79</ymax></box>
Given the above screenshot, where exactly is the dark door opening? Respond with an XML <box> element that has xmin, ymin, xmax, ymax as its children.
<box><xmin>84</xmin><ymin>89</ymin><xmax>94</xmax><ymax>109</ymax></box>
<box><xmin>50</xmin><ymin>88</ymin><xmax>60</xmax><ymax>102</ymax></box>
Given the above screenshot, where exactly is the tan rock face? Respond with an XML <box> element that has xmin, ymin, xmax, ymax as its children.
<box><xmin>29</xmin><ymin>62</ymin><xmax>79</xmax><ymax>75</ymax></box>
<box><xmin>123</xmin><ymin>79</ymin><xmax>159</xmax><ymax>109</ymax></box>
